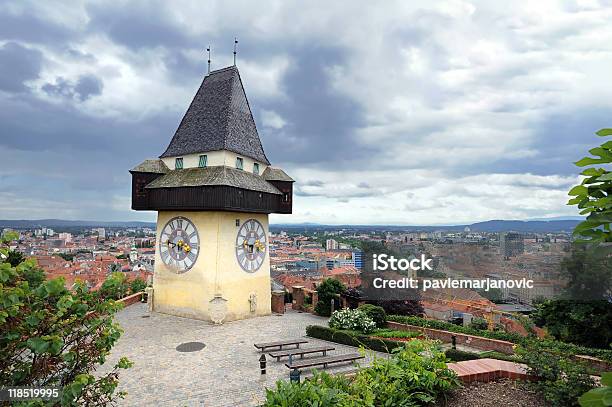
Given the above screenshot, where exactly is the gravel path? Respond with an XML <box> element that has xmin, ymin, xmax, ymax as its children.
<box><xmin>437</xmin><ymin>379</ymin><xmax>549</xmax><ymax>407</ymax></box>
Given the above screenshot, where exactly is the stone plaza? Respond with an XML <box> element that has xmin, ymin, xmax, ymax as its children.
<box><xmin>102</xmin><ymin>303</ymin><xmax>384</xmax><ymax>406</ymax></box>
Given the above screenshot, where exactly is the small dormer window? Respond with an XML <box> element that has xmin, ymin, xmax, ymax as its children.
<box><xmin>236</xmin><ymin>157</ymin><xmax>243</xmax><ymax>170</ymax></box>
<box><xmin>199</xmin><ymin>155</ymin><xmax>207</xmax><ymax>168</ymax></box>
<box><xmin>253</xmin><ymin>163</ymin><xmax>260</xmax><ymax>175</ymax></box>
<box><xmin>175</xmin><ymin>157</ymin><xmax>183</xmax><ymax>169</ymax></box>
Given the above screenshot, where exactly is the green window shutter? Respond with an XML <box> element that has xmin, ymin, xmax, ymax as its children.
<box><xmin>236</xmin><ymin>157</ymin><xmax>243</xmax><ymax>170</ymax></box>
<box><xmin>199</xmin><ymin>155</ymin><xmax>207</xmax><ymax>168</ymax></box>
<box><xmin>253</xmin><ymin>163</ymin><xmax>259</xmax><ymax>175</ymax></box>
<box><xmin>175</xmin><ymin>158</ymin><xmax>183</xmax><ymax>169</ymax></box>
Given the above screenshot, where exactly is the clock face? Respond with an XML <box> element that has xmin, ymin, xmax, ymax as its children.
<box><xmin>235</xmin><ymin>219</ymin><xmax>266</xmax><ymax>273</ymax></box>
<box><xmin>159</xmin><ymin>216</ymin><xmax>200</xmax><ymax>273</ymax></box>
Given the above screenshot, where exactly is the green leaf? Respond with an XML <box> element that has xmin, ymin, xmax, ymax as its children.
<box><xmin>581</xmin><ymin>168</ymin><xmax>606</xmax><ymax>177</ymax></box>
<box><xmin>576</xmin><ymin>157</ymin><xmax>609</xmax><ymax>167</ymax></box>
<box><xmin>569</xmin><ymin>185</ymin><xmax>588</xmax><ymax>196</ymax></box>
<box><xmin>595</xmin><ymin>128</ymin><xmax>612</xmax><ymax>137</ymax></box>
<box><xmin>589</xmin><ymin>147</ymin><xmax>612</xmax><ymax>160</ymax></box>
<box><xmin>578</xmin><ymin>387</ymin><xmax>609</xmax><ymax>407</ymax></box>
<box><xmin>601</xmin><ymin>372</ymin><xmax>612</xmax><ymax>387</ymax></box>
<box><xmin>27</xmin><ymin>337</ymin><xmax>49</xmax><ymax>354</ymax></box>
<box><xmin>596</xmin><ymin>172</ymin><xmax>612</xmax><ymax>181</ymax></box>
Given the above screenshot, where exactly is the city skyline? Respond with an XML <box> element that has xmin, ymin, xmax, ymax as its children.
<box><xmin>1</xmin><ymin>1</ymin><xmax>611</xmax><ymax>224</ymax></box>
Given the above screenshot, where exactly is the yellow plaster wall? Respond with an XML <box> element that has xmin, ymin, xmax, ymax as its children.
<box><xmin>153</xmin><ymin>210</ymin><xmax>271</xmax><ymax>322</ymax></box>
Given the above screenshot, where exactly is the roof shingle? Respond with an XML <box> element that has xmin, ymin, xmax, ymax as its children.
<box><xmin>159</xmin><ymin>66</ymin><xmax>270</xmax><ymax>164</ymax></box>
<box><xmin>144</xmin><ymin>166</ymin><xmax>281</xmax><ymax>194</ymax></box>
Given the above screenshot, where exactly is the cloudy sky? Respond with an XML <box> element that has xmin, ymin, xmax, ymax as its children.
<box><xmin>0</xmin><ymin>0</ymin><xmax>611</xmax><ymax>225</ymax></box>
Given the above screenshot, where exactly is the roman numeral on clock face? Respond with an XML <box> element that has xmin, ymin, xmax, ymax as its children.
<box><xmin>235</xmin><ymin>219</ymin><xmax>266</xmax><ymax>273</ymax></box>
<box><xmin>159</xmin><ymin>216</ymin><xmax>200</xmax><ymax>273</ymax></box>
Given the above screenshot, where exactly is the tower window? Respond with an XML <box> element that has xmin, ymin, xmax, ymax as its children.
<box><xmin>253</xmin><ymin>163</ymin><xmax>259</xmax><ymax>175</ymax></box>
<box><xmin>236</xmin><ymin>157</ymin><xmax>243</xmax><ymax>170</ymax></box>
<box><xmin>175</xmin><ymin>157</ymin><xmax>183</xmax><ymax>169</ymax></box>
<box><xmin>199</xmin><ymin>154</ymin><xmax>207</xmax><ymax>168</ymax></box>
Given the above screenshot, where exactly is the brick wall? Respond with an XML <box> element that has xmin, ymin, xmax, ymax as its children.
<box><xmin>271</xmin><ymin>291</ymin><xmax>285</xmax><ymax>314</ymax></box>
<box><xmin>386</xmin><ymin>321</ymin><xmax>516</xmax><ymax>354</ymax></box>
<box><xmin>117</xmin><ymin>292</ymin><xmax>144</xmax><ymax>307</ymax></box>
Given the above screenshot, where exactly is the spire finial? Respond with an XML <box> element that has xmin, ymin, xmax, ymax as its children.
<box><xmin>206</xmin><ymin>46</ymin><xmax>211</xmax><ymax>74</ymax></box>
<box><xmin>233</xmin><ymin>37</ymin><xmax>238</xmax><ymax>66</ymax></box>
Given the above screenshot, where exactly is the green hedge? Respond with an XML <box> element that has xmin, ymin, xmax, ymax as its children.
<box><xmin>388</xmin><ymin>315</ymin><xmax>612</xmax><ymax>362</ymax></box>
<box><xmin>306</xmin><ymin>325</ymin><xmax>405</xmax><ymax>353</ymax></box>
<box><xmin>444</xmin><ymin>349</ymin><xmax>481</xmax><ymax>362</ymax></box>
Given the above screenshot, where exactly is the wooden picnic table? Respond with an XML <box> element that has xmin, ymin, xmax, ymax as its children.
<box><xmin>285</xmin><ymin>353</ymin><xmax>364</xmax><ymax>370</ymax></box>
<box><xmin>268</xmin><ymin>346</ymin><xmax>335</xmax><ymax>362</ymax></box>
<box><xmin>254</xmin><ymin>339</ymin><xmax>308</xmax><ymax>352</ymax></box>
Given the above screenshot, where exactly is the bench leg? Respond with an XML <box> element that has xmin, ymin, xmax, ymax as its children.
<box><xmin>323</xmin><ymin>351</ymin><xmax>327</xmax><ymax>356</ymax></box>
<box><xmin>323</xmin><ymin>363</ymin><xmax>327</xmax><ymax>368</ymax></box>
<box><xmin>300</xmin><ymin>354</ymin><xmax>304</xmax><ymax>359</ymax></box>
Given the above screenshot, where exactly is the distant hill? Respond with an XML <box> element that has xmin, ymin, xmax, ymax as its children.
<box><xmin>272</xmin><ymin>219</ymin><xmax>581</xmax><ymax>233</ymax></box>
<box><xmin>466</xmin><ymin>219</ymin><xmax>580</xmax><ymax>232</ymax></box>
<box><xmin>1</xmin><ymin>218</ymin><xmax>580</xmax><ymax>233</ymax></box>
<box><xmin>0</xmin><ymin>219</ymin><xmax>156</xmax><ymax>229</ymax></box>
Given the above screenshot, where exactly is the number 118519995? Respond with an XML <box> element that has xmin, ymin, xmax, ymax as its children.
<box><xmin>0</xmin><ymin>387</ymin><xmax>61</xmax><ymax>401</ymax></box>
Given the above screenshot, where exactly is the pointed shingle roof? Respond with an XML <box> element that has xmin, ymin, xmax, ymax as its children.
<box><xmin>159</xmin><ymin>66</ymin><xmax>270</xmax><ymax>164</ymax></box>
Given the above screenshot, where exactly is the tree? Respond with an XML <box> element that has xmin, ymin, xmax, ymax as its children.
<box><xmin>532</xmin><ymin>299</ymin><xmax>612</xmax><ymax>349</ymax></box>
<box><xmin>560</xmin><ymin>243</ymin><xmax>611</xmax><ymax>301</ymax></box>
<box><xmin>0</xmin><ymin>231</ymin><xmax>132</xmax><ymax>406</ymax></box>
<box><xmin>99</xmin><ymin>272</ymin><xmax>130</xmax><ymax>300</ymax></box>
<box><xmin>568</xmin><ymin>128</ymin><xmax>612</xmax><ymax>243</ymax></box>
<box><xmin>6</xmin><ymin>250</ymin><xmax>25</xmax><ymax>267</ymax></box>
<box><xmin>130</xmin><ymin>277</ymin><xmax>147</xmax><ymax>294</ymax></box>
<box><xmin>314</xmin><ymin>278</ymin><xmax>346</xmax><ymax>316</ymax></box>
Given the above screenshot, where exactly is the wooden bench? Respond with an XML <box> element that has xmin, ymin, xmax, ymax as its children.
<box><xmin>268</xmin><ymin>346</ymin><xmax>335</xmax><ymax>362</ymax></box>
<box><xmin>285</xmin><ymin>353</ymin><xmax>364</xmax><ymax>370</ymax></box>
<box><xmin>254</xmin><ymin>339</ymin><xmax>308</xmax><ymax>352</ymax></box>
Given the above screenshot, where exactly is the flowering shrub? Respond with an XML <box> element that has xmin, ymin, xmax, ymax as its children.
<box><xmin>329</xmin><ymin>308</ymin><xmax>377</xmax><ymax>334</ymax></box>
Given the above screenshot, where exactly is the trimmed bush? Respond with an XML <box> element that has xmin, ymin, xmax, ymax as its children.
<box><xmin>371</xmin><ymin>329</ymin><xmax>422</xmax><ymax>339</ymax></box>
<box><xmin>445</xmin><ymin>349</ymin><xmax>480</xmax><ymax>362</ymax></box>
<box><xmin>358</xmin><ymin>304</ymin><xmax>386</xmax><ymax>328</ymax></box>
<box><xmin>306</xmin><ymin>325</ymin><xmax>405</xmax><ymax>353</ymax></box>
<box><xmin>329</xmin><ymin>308</ymin><xmax>376</xmax><ymax>333</ymax></box>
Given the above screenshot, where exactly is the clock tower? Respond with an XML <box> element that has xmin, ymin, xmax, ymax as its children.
<box><xmin>129</xmin><ymin>66</ymin><xmax>293</xmax><ymax>323</ymax></box>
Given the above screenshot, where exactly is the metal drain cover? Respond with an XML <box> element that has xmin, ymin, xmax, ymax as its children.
<box><xmin>176</xmin><ymin>342</ymin><xmax>206</xmax><ymax>352</ymax></box>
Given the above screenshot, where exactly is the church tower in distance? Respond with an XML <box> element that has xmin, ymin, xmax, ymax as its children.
<box><xmin>130</xmin><ymin>65</ymin><xmax>293</xmax><ymax>323</ymax></box>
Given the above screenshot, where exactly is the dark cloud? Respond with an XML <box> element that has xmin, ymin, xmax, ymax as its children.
<box><xmin>256</xmin><ymin>46</ymin><xmax>371</xmax><ymax>167</ymax></box>
<box><xmin>85</xmin><ymin>2</ymin><xmax>196</xmax><ymax>51</ymax></box>
<box><xmin>0</xmin><ymin>42</ymin><xmax>42</xmax><ymax>93</ymax></box>
<box><xmin>74</xmin><ymin>75</ymin><xmax>103</xmax><ymax>101</ymax></box>
<box><xmin>0</xmin><ymin>11</ymin><xmax>74</xmax><ymax>45</ymax></box>
<box><xmin>42</xmin><ymin>75</ymin><xmax>103</xmax><ymax>102</ymax></box>
<box><xmin>461</xmin><ymin>108</ymin><xmax>612</xmax><ymax>177</ymax></box>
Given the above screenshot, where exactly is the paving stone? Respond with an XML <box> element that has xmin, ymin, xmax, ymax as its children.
<box><xmin>99</xmin><ymin>303</ymin><xmax>383</xmax><ymax>406</ymax></box>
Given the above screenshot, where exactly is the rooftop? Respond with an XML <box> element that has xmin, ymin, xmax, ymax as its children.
<box><xmin>144</xmin><ymin>165</ymin><xmax>281</xmax><ymax>195</ymax></box>
<box><xmin>159</xmin><ymin>66</ymin><xmax>270</xmax><ymax>164</ymax></box>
